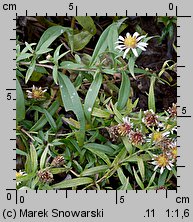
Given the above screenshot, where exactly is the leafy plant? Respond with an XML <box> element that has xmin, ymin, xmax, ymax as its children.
<box><xmin>16</xmin><ymin>16</ymin><xmax>177</xmax><ymax>190</ymax></box>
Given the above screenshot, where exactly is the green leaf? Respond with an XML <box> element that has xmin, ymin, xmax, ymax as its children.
<box><xmin>124</xmin><ymin>154</ymin><xmax>151</xmax><ymax>163</ymax></box>
<box><xmin>30</xmin><ymin>72</ymin><xmax>43</xmax><ymax>82</ymax></box>
<box><xmin>84</xmin><ymin>143</ymin><xmax>114</xmax><ymax>156</ymax></box>
<box><xmin>36</xmin><ymin>26</ymin><xmax>71</xmax><ymax>52</ymax></box>
<box><xmin>75</xmin><ymin>16</ymin><xmax>96</xmax><ymax>35</ymax></box>
<box><xmin>42</xmin><ymin>109</ymin><xmax>57</xmax><ymax>132</ymax></box>
<box><xmin>16</xmin><ymin>53</ymin><xmax>33</xmax><ymax>62</ymax></box>
<box><xmin>81</xmin><ymin>165</ymin><xmax>109</xmax><ymax>177</ymax></box>
<box><xmin>52</xmin><ymin>177</ymin><xmax>93</xmax><ymax>189</ymax></box>
<box><xmin>117</xmin><ymin>167</ymin><xmax>127</xmax><ymax>185</ymax></box>
<box><xmin>52</xmin><ymin>64</ymin><xmax>58</xmax><ymax>85</ymax></box>
<box><xmin>122</xmin><ymin>137</ymin><xmax>133</xmax><ymax>154</ymax></box>
<box><xmin>112</xmin><ymin>147</ymin><xmax>127</xmax><ymax>167</ymax></box>
<box><xmin>25</xmin><ymin>143</ymin><xmax>38</xmax><ymax>174</ymax></box>
<box><xmin>89</xmin><ymin>25</ymin><xmax>110</xmax><ymax>66</ymax></box>
<box><xmin>35</xmin><ymin>48</ymin><xmax>53</xmax><ymax>55</ymax></box>
<box><xmin>58</xmin><ymin>72</ymin><xmax>85</xmax><ymax>146</ymax></box>
<box><xmin>84</xmin><ymin>145</ymin><xmax>111</xmax><ymax>166</ymax></box>
<box><xmin>60</xmin><ymin>61</ymin><xmax>84</xmax><ymax>70</ymax></box>
<box><xmin>117</xmin><ymin>71</ymin><xmax>130</xmax><ymax>110</ymax></box>
<box><xmin>92</xmin><ymin>107</ymin><xmax>111</xmax><ymax>118</ymax></box>
<box><xmin>108</xmin><ymin>24</ymin><xmax>118</xmax><ymax>53</ymax></box>
<box><xmin>73</xmin><ymin>31</ymin><xmax>93</xmax><ymax>51</ymax></box>
<box><xmin>84</xmin><ymin>72</ymin><xmax>102</xmax><ymax>122</ymax></box>
<box><xmin>146</xmin><ymin>171</ymin><xmax>156</xmax><ymax>188</ymax></box>
<box><xmin>148</xmin><ymin>76</ymin><xmax>156</xmax><ymax>112</ymax></box>
<box><xmin>40</xmin><ymin>145</ymin><xmax>49</xmax><ymax>170</ymax></box>
<box><xmin>24</xmin><ymin>42</ymin><xmax>35</xmax><ymax>53</ymax></box>
<box><xmin>16</xmin><ymin>149</ymin><xmax>27</xmax><ymax>156</ymax></box>
<box><xmin>16</xmin><ymin>77</ymin><xmax>25</xmax><ymax>122</ymax></box>
<box><xmin>49</xmin><ymin>168</ymin><xmax>68</xmax><ymax>174</ymax></box>
<box><xmin>25</xmin><ymin>56</ymin><xmax>36</xmax><ymax>83</ymax></box>
<box><xmin>158</xmin><ymin>170</ymin><xmax>168</xmax><ymax>187</ymax></box>
<box><xmin>128</xmin><ymin>57</ymin><xmax>136</xmax><ymax>79</ymax></box>
<box><xmin>53</xmin><ymin>44</ymin><xmax>61</xmax><ymax>60</ymax></box>
<box><xmin>30</xmin><ymin>101</ymin><xmax>60</xmax><ymax>131</ymax></box>
<box><xmin>137</xmin><ymin>157</ymin><xmax>145</xmax><ymax>181</ymax></box>
<box><xmin>133</xmin><ymin>167</ymin><xmax>144</xmax><ymax>189</ymax></box>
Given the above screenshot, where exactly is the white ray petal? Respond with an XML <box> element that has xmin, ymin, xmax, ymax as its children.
<box><xmin>132</xmin><ymin>48</ymin><xmax>138</xmax><ymax>57</ymax></box>
<box><xmin>166</xmin><ymin>165</ymin><xmax>171</xmax><ymax>171</ymax></box>
<box><xmin>137</xmin><ymin>45</ymin><xmax>147</xmax><ymax>51</ymax></box>
<box><xmin>123</xmin><ymin>47</ymin><xmax>130</xmax><ymax>58</ymax></box>
<box><xmin>118</xmin><ymin>35</ymin><xmax>125</xmax><ymax>41</ymax></box>
<box><xmin>138</xmin><ymin>42</ymin><xmax>148</xmax><ymax>47</ymax></box>
<box><xmin>136</xmin><ymin>35</ymin><xmax>146</xmax><ymax>42</ymax></box>
<box><xmin>133</xmin><ymin>32</ymin><xmax>140</xmax><ymax>38</ymax></box>
<box><xmin>160</xmin><ymin>167</ymin><xmax>164</xmax><ymax>174</ymax></box>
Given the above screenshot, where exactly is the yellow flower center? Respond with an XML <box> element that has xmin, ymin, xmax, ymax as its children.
<box><xmin>171</xmin><ymin>147</ymin><xmax>177</xmax><ymax>159</ymax></box>
<box><xmin>156</xmin><ymin>154</ymin><xmax>169</xmax><ymax>167</ymax></box>
<box><xmin>153</xmin><ymin>132</ymin><xmax>163</xmax><ymax>142</ymax></box>
<box><xmin>33</xmin><ymin>90</ymin><xmax>43</xmax><ymax>98</ymax></box>
<box><xmin>124</xmin><ymin>36</ymin><xmax>137</xmax><ymax>48</ymax></box>
<box><xmin>16</xmin><ymin>172</ymin><xmax>22</xmax><ymax>178</ymax></box>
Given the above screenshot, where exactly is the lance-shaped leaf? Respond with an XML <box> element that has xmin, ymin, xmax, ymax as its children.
<box><xmin>58</xmin><ymin>72</ymin><xmax>85</xmax><ymax>146</ymax></box>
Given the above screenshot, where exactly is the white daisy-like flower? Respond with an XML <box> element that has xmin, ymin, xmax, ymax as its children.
<box><xmin>151</xmin><ymin>154</ymin><xmax>174</xmax><ymax>174</ymax></box>
<box><xmin>117</xmin><ymin>117</ymin><xmax>133</xmax><ymax>136</ymax></box>
<box><xmin>16</xmin><ymin>170</ymin><xmax>27</xmax><ymax>186</ymax></box>
<box><xmin>26</xmin><ymin>85</ymin><xmax>47</xmax><ymax>99</ymax></box>
<box><xmin>148</xmin><ymin>129</ymin><xmax>170</xmax><ymax>144</ymax></box>
<box><xmin>142</xmin><ymin>109</ymin><xmax>159</xmax><ymax>127</ymax></box>
<box><xmin>115</xmin><ymin>32</ymin><xmax>148</xmax><ymax>58</ymax></box>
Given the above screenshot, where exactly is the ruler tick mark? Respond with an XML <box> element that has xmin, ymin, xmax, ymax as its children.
<box><xmin>177</xmin><ymin>115</ymin><xmax>192</xmax><ymax>118</ymax></box>
<box><xmin>177</xmin><ymin>15</ymin><xmax>191</xmax><ymax>18</ymax></box>
<box><xmin>65</xmin><ymin>190</ymin><xmax>68</xmax><ymax>198</ymax></box>
<box><xmin>115</xmin><ymin>190</ymin><xmax>118</xmax><ymax>204</ymax></box>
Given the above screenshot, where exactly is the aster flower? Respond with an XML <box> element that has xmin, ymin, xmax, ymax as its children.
<box><xmin>115</xmin><ymin>32</ymin><xmax>148</xmax><ymax>58</ymax></box>
<box><xmin>149</xmin><ymin>129</ymin><xmax>170</xmax><ymax>144</ymax></box>
<box><xmin>37</xmin><ymin>169</ymin><xmax>53</xmax><ymax>183</ymax></box>
<box><xmin>167</xmin><ymin>103</ymin><xmax>177</xmax><ymax>118</ymax></box>
<box><xmin>142</xmin><ymin>109</ymin><xmax>159</xmax><ymax>127</ymax></box>
<box><xmin>51</xmin><ymin>155</ymin><xmax>65</xmax><ymax>167</ymax></box>
<box><xmin>156</xmin><ymin>137</ymin><xmax>173</xmax><ymax>151</ymax></box>
<box><xmin>16</xmin><ymin>170</ymin><xmax>27</xmax><ymax>186</ymax></box>
<box><xmin>165</xmin><ymin>141</ymin><xmax>177</xmax><ymax>161</ymax></box>
<box><xmin>117</xmin><ymin>117</ymin><xmax>133</xmax><ymax>136</ymax></box>
<box><xmin>170</xmin><ymin>146</ymin><xmax>177</xmax><ymax>160</ymax></box>
<box><xmin>129</xmin><ymin>130</ymin><xmax>145</xmax><ymax>145</ymax></box>
<box><xmin>26</xmin><ymin>85</ymin><xmax>47</xmax><ymax>99</ymax></box>
<box><xmin>151</xmin><ymin>154</ymin><xmax>174</xmax><ymax>174</ymax></box>
<box><xmin>107</xmin><ymin>125</ymin><xmax>119</xmax><ymax>142</ymax></box>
